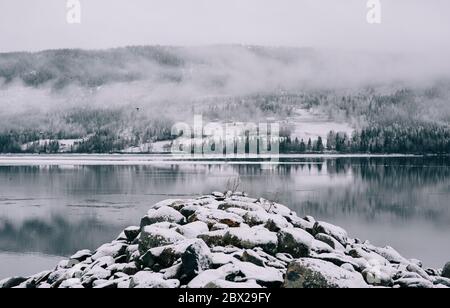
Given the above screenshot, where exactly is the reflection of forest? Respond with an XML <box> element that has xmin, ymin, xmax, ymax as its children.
<box><xmin>0</xmin><ymin>215</ymin><xmax>121</xmax><ymax>256</ymax></box>
<box><xmin>262</xmin><ymin>158</ymin><xmax>450</xmax><ymax>224</ymax></box>
<box><xmin>332</xmin><ymin>157</ymin><xmax>450</xmax><ymax>188</ymax></box>
<box><xmin>0</xmin><ymin>158</ymin><xmax>449</xmax><ymax>256</ymax></box>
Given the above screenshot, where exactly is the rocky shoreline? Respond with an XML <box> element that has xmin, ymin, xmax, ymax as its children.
<box><xmin>1</xmin><ymin>192</ymin><xmax>450</xmax><ymax>289</ymax></box>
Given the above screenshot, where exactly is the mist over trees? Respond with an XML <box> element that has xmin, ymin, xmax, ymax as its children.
<box><xmin>0</xmin><ymin>46</ymin><xmax>449</xmax><ymax>154</ymax></box>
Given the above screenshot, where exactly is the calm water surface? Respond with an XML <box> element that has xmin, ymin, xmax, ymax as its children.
<box><xmin>0</xmin><ymin>156</ymin><xmax>449</xmax><ymax>278</ymax></box>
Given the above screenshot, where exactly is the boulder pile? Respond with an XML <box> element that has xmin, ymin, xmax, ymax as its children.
<box><xmin>1</xmin><ymin>192</ymin><xmax>449</xmax><ymax>289</ymax></box>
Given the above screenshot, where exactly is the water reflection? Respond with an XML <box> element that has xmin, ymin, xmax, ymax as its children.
<box><xmin>0</xmin><ymin>157</ymin><xmax>449</xmax><ymax>277</ymax></box>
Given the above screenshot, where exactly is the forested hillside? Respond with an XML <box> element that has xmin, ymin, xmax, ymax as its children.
<box><xmin>0</xmin><ymin>46</ymin><xmax>449</xmax><ymax>154</ymax></box>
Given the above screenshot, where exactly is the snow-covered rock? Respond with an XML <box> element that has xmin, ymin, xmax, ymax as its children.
<box><xmin>179</xmin><ymin>240</ymin><xmax>212</xmax><ymax>282</ymax></box>
<box><xmin>189</xmin><ymin>208</ymin><xmax>244</xmax><ymax>228</ymax></box>
<box><xmin>205</xmin><ymin>279</ymin><xmax>262</xmax><ymax>288</ymax></box>
<box><xmin>0</xmin><ymin>277</ymin><xmax>28</xmax><ymax>289</ymax></box>
<box><xmin>224</xmin><ymin>226</ymin><xmax>278</xmax><ymax>254</ymax></box>
<box><xmin>176</xmin><ymin>221</ymin><xmax>209</xmax><ymax>238</ymax></box>
<box><xmin>313</xmin><ymin>221</ymin><xmax>348</xmax><ymax>246</ymax></box>
<box><xmin>218</xmin><ymin>200</ymin><xmax>261</xmax><ymax>212</ymax></box>
<box><xmin>142</xmin><ymin>206</ymin><xmax>186</xmax><ymax>226</ymax></box>
<box><xmin>139</xmin><ymin>225</ymin><xmax>185</xmax><ymax>253</ymax></box>
<box><xmin>59</xmin><ymin>278</ymin><xmax>84</xmax><ymax>289</ymax></box>
<box><xmin>91</xmin><ymin>242</ymin><xmax>127</xmax><ymax>261</ymax></box>
<box><xmin>187</xmin><ymin>264</ymin><xmax>239</xmax><ymax>288</ymax></box>
<box><xmin>373</xmin><ymin>246</ymin><xmax>410</xmax><ymax>265</ymax></box>
<box><xmin>70</xmin><ymin>249</ymin><xmax>92</xmax><ymax>262</ymax></box>
<box><xmin>442</xmin><ymin>262</ymin><xmax>450</xmax><ymax>279</ymax></box>
<box><xmin>394</xmin><ymin>277</ymin><xmax>434</xmax><ymax>289</ymax></box>
<box><xmin>362</xmin><ymin>265</ymin><xmax>395</xmax><ymax>287</ymax></box>
<box><xmin>233</xmin><ymin>260</ymin><xmax>284</xmax><ymax>288</ymax></box>
<box><xmin>284</xmin><ymin>258</ymin><xmax>368</xmax><ymax>288</ymax></box>
<box><xmin>141</xmin><ymin>238</ymin><xmax>206</xmax><ymax>269</ymax></box>
<box><xmin>315</xmin><ymin>233</ymin><xmax>345</xmax><ymax>252</ymax></box>
<box><xmin>124</xmin><ymin>226</ymin><xmax>141</xmax><ymax>242</ymax></box>
<box><xmin>277</xmin><ymin>228</ymin><xmax>314</xmax><ymax>258</ymax></box>
<box><xmin>130</xmin><ymin>272</ymin><xmax>180</xmax><ymax>288</ymax></box>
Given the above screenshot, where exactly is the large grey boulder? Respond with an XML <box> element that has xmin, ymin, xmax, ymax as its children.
<box><xmin>394</xmin><ymin>277</ymin><xmax>434</xmax><ymax>289</ymax></box>
<box><xmin>189</xmin><ymin>208</ymin><xmax>244</xmax><ymax>228</ymax></box>
<box><xmin>141</xmin><ymin>206</ymin><xmax>186</xmax><ymax>227</ymax></box>
<box><xmin>223</xmin><ymin>226</ymin><xmax>278</xmax><ymax>254</ymax></box>
<box><xmin>176</xmin><ymin>221</ymin><xmax>209</xmax><ymax>239</ymax></box>
<box><xmin>180</xmin><ymin>240</ymin><xmax>212</xmax><ymax>282</ymax></box>
<box><xmin>284</xmin><ymin>258</ymin><xmax>368</xmax><ymax>288</ymax></box>
<box><xmin>0</xmin><ymin>277</ymin><xmax>29</xmax><ymax>289</ymax></box>
<box><xmin>277</xmin><ymin>228</ymin><xmax>314</xmax><ymax>258</ymax></box>
<box><xmin>124</xmin><ymin>226</ymin><xmax>141</xmax><ymax>242</ymax></box>
<box><xmin>138</xmin><ymin>225</ymin><xmax>185</xmax><ymax>254</ymax></box>
<box><xmin>91</xmin><ymin>242</ymin><xmax>127</xmax><ymax>261</ymax></box>
<box><xmin>130</xmin><ymin>272</ymin><xmax>180</xmax><ymax>288</ymax></box>
<box><xmin>312</xmin><ymin>221</ymin><xmax>348</xmax><ymax>246</ymax></box>
<box><xmin>442</xmin><ymin>262</ymin><xmax>450</xmax><ymax>279</ymax></box>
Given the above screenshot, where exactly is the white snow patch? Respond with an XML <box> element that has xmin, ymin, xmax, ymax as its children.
<box><xmin>176</xmin><ymin>221</ymin><xmax>209</xmax><ymax>239</ymax></box>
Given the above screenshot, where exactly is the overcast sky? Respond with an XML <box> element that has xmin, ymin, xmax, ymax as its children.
<box><xmin>0</xmin><ymin>0</ymin><xmax>449</xmax><ymax>54</ymax></box>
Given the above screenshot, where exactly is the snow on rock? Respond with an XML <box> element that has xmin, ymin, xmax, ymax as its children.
<box><xmin>70</xmin><ymin>249</ymin><xmax>92</xmax><ymax>262</ymax></box>
<box><xmin>176</xmin><ymin>221</ymin><xmax>209</xmax><ymax>238</ymax></box>
<box><xmin>373</xmin><ymin>246</ymin><xmax>410</xmax><ymax>265</ymax></box>
<box><xmin>212</xmin><ymin>192</ymin><xmax>225</xmax><ymax>198</ymax></box>
<box><xmin>313</xmin><ymin>221</ymin><xmax>348</xmax><ymax>246</ymax></box>
<box><xmin>187</xmin><ymin>264</ymin><xmax>239</xmax><ymax>288</ymax></box>
<box><xmin>347</xmin><ymin>245</ymin><xmax>390</xmax><ymax>266</ymax></box>
<box><xmin>284</xmin><ymin>258</ymin><xmax>368</xmax><ymax>288</ymax></box>
<box><xmin>394</xmin><ymin>277</ymin><xmax>434</xmax><ymax>289</ymax></box>
<box><xmin>362</xmin><ymin>265</ymin><xmax>395</xmax><ymax>287</ymax></box>
<box><xmin>224</xmin><ymin>226</ymin><xmax>278</xmax><ymax>254</ymax></box>
<box><xmin>432</xmin><ymin>277</ymin><xmax>450</xmax><ymax>287</ymax></box>
<box><xmin>310</xmin><ymin>251</ymin><xmax>368</xmax><ymax>272</ymax></box>
<box><xmin>143</xmin><ymin>206</ymin><xmax>186</xmax><ymax>226</ymax></box>
<box><xmin>232</xmin><ymin>260</ymin><xmax>284</xmax><ymax>288</ymax></box>
<box><xmin>1</xmin><ymin>192</ymin><xmax>448</xmax><ymax>289</ymax></box>
<box><xmin>152</xmin><ymin>199</ymin><xmax>191</xmax><ymax>211</ymax></box>
<box><xmin>257</xmin><ymin>199</ymin><xmax>292</xmax><ymax>217</ymax></box>
<box><xmin>91</xmin><ymin>242</ymin><xmax>127</xmax><ymax>261</ymax></box>
<box><xmin>241</xmin><ymin>248</ymin><xmax>287</xmax><ymax>269</ymax></box>
<box><xmin>0</xmin><ymin>277</ymin><xmax>28</xmax><ymax>289</ymax></box>
<box><xmin>59</xmin><ymin>278</ymin><xmax>84</xmax><ymax>289</ymax></box>
<box><xmin>443</xmin><ymin>262</ymin><xmax>450</xmax><ymax>279</ymax></box>
<box><xmin>124</xmin><ymin>226</ymin><xmax>140</xmax><ymax>242</ymax></box>
<box><xmin>218</xmin><ymin>200</ymin><xmax>262</xmax><ymax>212</ymax></box>
<box><xmin>81</xmin><ymin>266</ymin><xmax>112</xmax><ymax>287</ymax></box>
<box><xmin>311</xmin><ymin>239</ymin><xmax>335</xmax><ymax>254</ymax></box>
<box><xmin>243</xmin><ymin>210</ymin><xmax>292</xmax><ymax>232</ymax></box>
<box><xmin>180</xmin><ymin>239</ymin><xmax>212</xmax><ymax>282</ymax></box>
<box><xmin>139</xmin><ymin>225</ymin><xmax>186</xmax><ymax>254</ymax></box>
<box><xmin>142</xmin><ymin>239</ymin><xmax>206</xmax><ymax>268</ymax></box>
<box><xmin>189</xmin><ymin>207</ymin><xmax>244</xmax><ymax>228</ymax></box>
<box><xmin>205</xmin><ymin>279</ymin><xmax>262</xmax><ymax>288</ymax></box>
<box><xmin>198</xmin><ymin>229</ymin><xmax>229</xmax><ymax>247</ymax></box>
<box><xmin>315</xmin><ymin>233</ymin><xmax>346</xmax><ymax>252</ymax></box>
<box><xmin>277</xmin><ymin>228</ymin><xmax>314</xmax><ymax>258</ymax></box>
<box><xmin>130</xmin><ymin>272</ymin><xmax>180</xmax><ymax>288</ymax></box>
<box><xmin>211</xmin><ymin>223</ymin><xmax>229</xmax><ymax>231</ymax></box>
<box><xmin>286</xmin><ymin>215</ymin><xmax>314</xmax><ymax>231</ymax></box>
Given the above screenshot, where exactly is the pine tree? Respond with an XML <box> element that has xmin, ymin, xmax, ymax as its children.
<box><xmin>316</xmin><ymin>136</ymin><xmax>324</xmax><ymax>152</ymax></box>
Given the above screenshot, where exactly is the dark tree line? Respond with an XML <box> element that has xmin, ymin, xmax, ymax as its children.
<box><xmin>280</xmin><ymin>123</ymin><xmax>450</xmax><ymax>154</ymax></box>
<box><xmin>280</xmin><ymin>136</ymin><xmax>324</xmax><ymax>153</ymax></box>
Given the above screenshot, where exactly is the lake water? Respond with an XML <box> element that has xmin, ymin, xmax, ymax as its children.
<box><xmin>0</xmin><ymin>156</ymin><xmax>449</xmax><ymax>279</ymax></box>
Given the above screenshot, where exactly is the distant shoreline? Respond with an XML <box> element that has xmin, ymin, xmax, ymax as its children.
<box><xmin>0</xmin><ymin>153</ymin><xmax>446</xmax><ymax>166</ymax></box>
